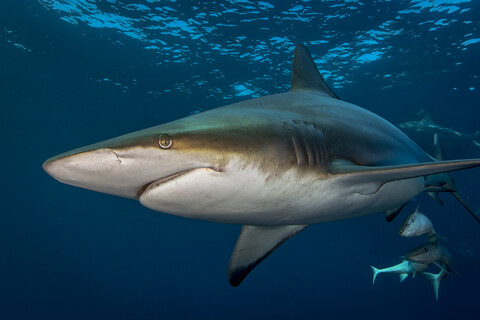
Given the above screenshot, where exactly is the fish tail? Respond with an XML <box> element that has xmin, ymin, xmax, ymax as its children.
<box><xmin>450</xmin><ymin>191</ymin><xmax>480</xmax><ymax>224</ymax></box>
<box><xmin>423</xmin><ymin>271</ymin><xmax>444</xmax><ymax>301</ymax></box>
<box><xmin>371</xmin><ymin>266</ymin><xmax>380</xmax><ymax>285</ymax></box>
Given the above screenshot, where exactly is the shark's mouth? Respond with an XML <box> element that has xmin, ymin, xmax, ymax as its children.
<box><xmin>136</xmin><ymin>170</ymin><xmax>194</xmax><ymax>197</ymax></box>
<box><xmin>136</xmin><ymin>167</ymin><xmax>222</xmax><ymax>198</ymax></box>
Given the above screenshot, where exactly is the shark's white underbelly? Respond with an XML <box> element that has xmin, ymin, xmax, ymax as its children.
<box><xmin>139</xmin><ymin>163</ymin><xmax>425</xmax><ymax>225</ymax></box>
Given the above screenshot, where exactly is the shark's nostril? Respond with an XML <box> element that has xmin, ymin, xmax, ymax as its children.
<box><xmin>112</xmin><ymin>151</ymin><xmax>122</xmax><ymax>164</ymax></box>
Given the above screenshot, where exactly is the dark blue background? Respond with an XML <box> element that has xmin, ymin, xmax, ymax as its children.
<box><xmin>1</xmin><ymin>1</ymin><xmax>480</xmax><ymax>319</ymax></box>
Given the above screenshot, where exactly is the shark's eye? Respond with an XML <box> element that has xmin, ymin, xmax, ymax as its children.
<box><xmin>158</xmin><ymin>134</ymin><xmax>173</xmax><ymax>149</ymax></box>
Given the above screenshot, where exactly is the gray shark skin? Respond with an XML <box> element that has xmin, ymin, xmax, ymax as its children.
<box><xmin>43</xmin><ymin>44</ymin><xmax>480</xmax><ymax>287</ymax></box>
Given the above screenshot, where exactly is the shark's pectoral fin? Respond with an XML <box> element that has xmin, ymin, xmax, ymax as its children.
<box><xmin>290</xmin><ymin>44</ymin><xmax>339</xmax><ymax>99</ymax></box>
<box><xmin>332</xmin><ymin>159</ymin><xmax>480</xmax><ymax>195</ymax></box>
<box><xmin>228</xmin><ymin>224</ymin><xmax>308</xmax><ymax>287</ymax></box>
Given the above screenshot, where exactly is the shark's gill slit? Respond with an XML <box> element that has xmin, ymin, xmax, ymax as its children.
<box><xmin>283</xmin><ymin>120</ymin><xmax>327</xmax><ymax>169</ymax></box>
<box><xmin>112</xmin><ymin>151</ymin><xmax>122</xmax><ymax>164</ymax></box>
<box><xmin>282</xmin><ymin>120</ymin><xmax>306</xmax><ymax>167</ymax></box>
<box><xmin>313</xmin><ymin>126</ymin><xmax>328</xmax><ymax>168</ymax></box>
<box><xmin>298</xmin><ymin>121</ymin><xmax>316</xmax><ymax>166</ymax></box>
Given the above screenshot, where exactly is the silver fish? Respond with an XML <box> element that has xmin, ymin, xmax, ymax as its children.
<box><xmin>399</xmin><ymin>204</ymin><xmax>436</xmax><ymax>239</ymax></box>
<box><xmin>371</xmin><ymin>260</ymin><xmax>429</xmax><ymax>284</ymax></box>
<box><xmin>406</xmin><ymin>242</ymin><xmax>451</xmax><ymax>268</ymax></box>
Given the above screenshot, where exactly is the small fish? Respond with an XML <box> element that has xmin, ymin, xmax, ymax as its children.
<box><xmin>423</xmin><ymin>267</ymin><xmax>448</xmax><ymax>301</ymax></box>
<box><xmin>405</xmin><ymin>241</ymin><xmax>451</xmax><ymax>268</ymax></box>
<box><xmin>371</xmin><ymin>260</ymin><xmax>429</xmax><ymax>284</ymax></box>
<box><xmin>399</xmin><ymin>204</ymin><xmax>438</xmax><ymax>240</ymax></box>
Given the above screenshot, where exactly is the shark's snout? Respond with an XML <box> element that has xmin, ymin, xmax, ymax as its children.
<box><xmin>43</xmin><ymin>136</ymin><xmax>217</xmax><ymax>199</ymax></box>
<box><xmin>43</xmin><ymin>149</ymin><xmax>132</xmax><ymax>195</ymax></box>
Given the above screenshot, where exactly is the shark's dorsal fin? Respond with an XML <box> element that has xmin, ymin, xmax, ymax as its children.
<box><xmin>227</xmin><ymin>224</ymin><xmax>308</xmax><ymax>287</ymax></box>
<box><xmin>290</xmin><ymin>44</ymin><xmax>339</xmax><ymax>99</ymax></box>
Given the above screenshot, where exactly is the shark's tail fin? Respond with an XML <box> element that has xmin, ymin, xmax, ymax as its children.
<box><xmin>423</xmin><ymin>268</ymin><xmax>447</xmax><ymax>301</ymax></box>
<box><xmin>371</xmin><ymin>266</ymin><xmax>380</xmax><ymax>285</ymax></box>
<box><xmin>450</xmin><ymin>191</ymin><xmax>480</xmax><ymax>224</ymax></box>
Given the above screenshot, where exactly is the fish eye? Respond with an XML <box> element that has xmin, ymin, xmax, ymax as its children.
<box><xmin>158</xmin><ymin>134</ymin><xmax>173</xmax><ymax>149</ymax></box>
<box><xmin>423</xmin><ymin>248</ymin><xmax>428</xmax><ymax>253</ymax></box>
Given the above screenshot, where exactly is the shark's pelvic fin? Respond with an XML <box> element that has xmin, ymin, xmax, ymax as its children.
<box><xmin>385</xmin><ymin>202</ymin><xmax>408</xmax><ymax>222</ymax></box>
<box><xmin>333</xmin><ymin>159</ymin><xmax>480</xmax><ymax>195</ymax></box>
<box><xmin>227</xmin><ymin>224</ymin><xmax>308</xmax><ymax>287</ymax></box>
<box><xmin>290</xmin><ymin>44</ymin><xmax>339</xmax><ymax>99</ymax></box>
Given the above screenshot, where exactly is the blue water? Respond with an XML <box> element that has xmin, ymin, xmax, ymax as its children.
<box><xmin>1</xmin><ymin>0</ymin><xmax>480</xmax><ymax>319</ymax></box>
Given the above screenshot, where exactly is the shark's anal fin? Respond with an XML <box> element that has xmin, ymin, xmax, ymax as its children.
<box><xmin>290</xmin><ymin>44</ymin><xmax>339</xmax><ymax>99</ymax></box>
<box><xmin>333</xmin><ymin>159</ymin><xmax>480</xmax><ymax>196</ymax></box>
<box><xmin>282</xmin><ymin>120</ymin><xmax>328</xmax><ymax>169</ymax></box>
<box><xmin>228</xmin><ymin>224</ymin><xmax>308</xmax><ymax>287</ymax></box>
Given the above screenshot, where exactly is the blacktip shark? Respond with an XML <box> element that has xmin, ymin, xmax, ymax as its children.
<box><xmin>398</xmin><ymin>111</ymin><xmax>480</xmax><ymax>149</ymax></box>
<box><xmin>43</xmin><ymin>44</ymin><xmax>480</xmax><ymax>287</ymax></box>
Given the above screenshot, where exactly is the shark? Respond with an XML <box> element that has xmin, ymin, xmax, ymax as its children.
<box><xmin>43</xmin><ymin>44</ymin><xmax>480</xmax><ymax>287</ymax></box>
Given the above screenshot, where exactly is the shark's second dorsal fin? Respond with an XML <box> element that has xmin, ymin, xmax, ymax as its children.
<box><xmin>290</xmin><ymin>44</ymin><xmax>339</xmax><ymax>99</ymax></box>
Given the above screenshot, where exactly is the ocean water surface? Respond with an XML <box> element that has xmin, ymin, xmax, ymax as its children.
<box><xmin>1</xmin><ymin>0</ymin><xmax>480</xmax><ymax>319</ymax></box>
